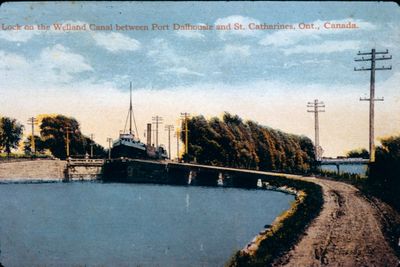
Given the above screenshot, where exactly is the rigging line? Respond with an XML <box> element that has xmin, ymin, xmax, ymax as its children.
<box><xmin>129</xmin><ymin>82</ymin><xmax>139</xmax><ymax>138</ymax></box>
<box><xmin>123</xmin><ymin>108</ymin><xmax>129</xmax><ymax>134</ymax></box>
<box><xmin>129</xmin><ymin>82</ymin><xmax>132</xmax><ymax>134</ymax></box>
<box><xmin>132</xmin><ymin>109</ymin><xmax>139</xmax><ymax>139</ymax></box>
<box><xmin>130</xmin><ymin>83</ymin><xmax>139</xmax><ymax>138</ymax></box>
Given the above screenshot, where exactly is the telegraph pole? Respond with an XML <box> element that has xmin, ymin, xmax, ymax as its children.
<box><xmin>27</xmin><ymin>117</ymin><xmax>38</xmax><ymax>154</ymax></box>
<box><xmin>180</xmin><ymin>112</ymin><xmax>190</xmax><ymax>156</ymax></box>
<box><xmin>175</xmin><ymin>128</ymin><xmax>180</xmax><ymax>161</ymax></box>
<box><xmin>64</xmin><ymin>126</ymin><xmax>73</xmax><ymax>158</ymax></box>
<box><xmin>165</xmin><ymin>125</ymin><xmax>174</xmax><ymax>159</ymax></box>
<box><xmin>106</xmin><ymin>137</ymin><xmax>112</xmax><ymax>159</ymax></box>
<box><xmin>355</xmin><ymin>48</ymin><xmax>392</xmax><ymax>162</ymax></box>
<box><xmin>152</xmin><ymin>116</ymin><xmax>163</xmax><ymax>148</ymax></box>
<box><xmin>90</xmin><ymin>134</ymin><xmax>95</xmax><ymax>158</ymax></box>
<box><xmin>307</xmin><ymin>99</ymin><xmax>325</xmax><ymax>161</ymax></box>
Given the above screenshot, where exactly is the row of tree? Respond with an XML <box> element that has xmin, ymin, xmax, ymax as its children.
<box><xmin>0</xmin><ymin>115</ymin><xmax>105</xmax><ymax>159</ymax></box>
<box><xmin>345</xmin><ymin>148</ymin><xmax>369</xmax><ymax>159</ymax></box>
<box><xmin>181</xmin><ymin>113</ymin><xmax>400</xmax><ymax>213</ymax></box>
<box><xmin>181</xmin><ymin>113</ymin><xmax>315</xmax><ymax>173</ymax></box>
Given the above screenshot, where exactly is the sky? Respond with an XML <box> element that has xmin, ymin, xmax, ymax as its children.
<box><xmin>0</xmin><ymin>2</ymin><xmax>399</xmax><ymax>158</ymax></box>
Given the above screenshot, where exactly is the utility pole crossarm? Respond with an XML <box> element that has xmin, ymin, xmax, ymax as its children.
<box><xmin>360</xmin><ymin>97</ymin><xmax>384</xmax><ymax>101</ymax></box>
<box><xmin>354</xmin><ymin>57</ymin><xmax>372</xmax><ymax>62</ymax></box>
<box><xmin>374</xmin><ymin>49</ymin><xmax>389</xmax><ymax>55</ymax></box>
<box><xmin>357</xmin><ymin>51</ymin><xmax>372</xmax><ymax>56</ymax></box>
<box><xmin>354</xmin><ymin>67</ymin><xmax>372</xmax><ymax>71</ymax></box>
<box><xmin>375</xmin><ymin>55</ymin><xmax>392</xmax><ymax>60</ymax></box>
<box><xmin>375</xmin><ymin>66</ymin><xmax>392</xmax><ymax>70</ymax></box>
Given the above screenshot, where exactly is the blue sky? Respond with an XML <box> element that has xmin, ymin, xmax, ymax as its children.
<box><xmin>0</xmin><ymin>2</ymin><xmax>399</xmax><ymax>157</ymax></box>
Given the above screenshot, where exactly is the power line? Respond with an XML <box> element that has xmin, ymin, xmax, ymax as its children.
<box><xmin>354</xmin><ymin>48</ymin><xmax>392</xmax><ymax>162</ymax></box>
<box><xmin>307</xmin><ymin>99</ymin><xmax>325</xmax><ymax>161</ymax></box>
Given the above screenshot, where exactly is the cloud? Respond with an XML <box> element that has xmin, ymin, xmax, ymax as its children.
<box><xmin>283</xmin><ymin>40</ymin><xmax>361</xmax><ymax>55</ymax></box>
<box><xmin>0</xmin><ymin>44</ymin><xmax>92</xmax><ymax>85</ymax></box>
<box><xmin>57</xmin><ymin>21</ymin><xmax>141</xmax><ymax>53</ymax></box>
<box><xmin>39</xmin><ymin>44</ymin><xmax>92</xmax><ymax>73</ymax></box>
<box><xmin>0</xmin><ymin>29</ymin><xmax>41</xmax><ymax>42</ymax></box>
<box><xmin>164</xmin><ymin>67</ymin><xmax>204</xmax><ymax>77</ymax></box>
<box><xmin>147</xmin><ymin>38</ymin><xmax>202</xmax><ymax>77</ymax></box>
<box><xmin>175</xmin><ymin>24</ymin><xmax>206</xmax><ymax>39</ymax></box>
<box><xmin>223</xmin><ymin>44</ymin><xmax>251</xmax><ymax>57</ymax></box>
<box><xmin>176</xmin><ymin>30</ymin><xmax>205</xmax><ymax>39</ymax></box>
<box><xmin>0</xmin><ymin>50</ymin><xmax>30</xmax><ymax>69</ymax></box>
<box><xmin>215</xmin><ymin>15</ymin><xmax>261</xmax><ymax>39</ymax></box>
<box><xmin>259</xmin><ymin>19</ymin><xmax>375</xmax><ymax>47</ymax></box>
<box><xmin>91</xmin><ymin>32</ymin><xmax>140</xmax><ymax>53</ymax></box>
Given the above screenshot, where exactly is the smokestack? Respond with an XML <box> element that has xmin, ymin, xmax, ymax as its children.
<box><xmin>147</xmin><ymin>123</ymin><xmax>152</xmax><ymax>146</ymax></box>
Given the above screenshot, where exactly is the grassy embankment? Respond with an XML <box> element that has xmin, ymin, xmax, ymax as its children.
<box><xmin>227</xmin><ymin>174</ymin><xmax>323</xmax><ymax>267</ymax></box>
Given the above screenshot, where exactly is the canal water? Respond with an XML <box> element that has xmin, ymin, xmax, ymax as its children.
<box><xmin>319</xmin><ymin>164</ymin><xmax>368</xmax><ymax>175</ymax></box>
<box><xmin>0</xmin><ymin>182</ymin><xmax>294</xmax><ymax>266</ymax></box>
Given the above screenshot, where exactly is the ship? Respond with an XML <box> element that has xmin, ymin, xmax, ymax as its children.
<box><xmin>111</xmin><ymin>83</ymin><xmax>168</xmax><ymax>160</ymax></box>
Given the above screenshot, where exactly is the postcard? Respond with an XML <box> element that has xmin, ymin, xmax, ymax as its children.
<box><xmin>0</xmin><ymin>2</ymin><xmax>399</xmax><ymax>266</ymax></box>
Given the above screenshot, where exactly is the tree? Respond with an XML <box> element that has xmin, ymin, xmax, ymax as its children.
<box><xmin>40</xmin><ymin>115</ymin><xmax>105</xmax><ymax>159</ymax></box>
<box><xmin>183</xmin><ymin>113</ymin><xmax>315</xmax><ymax>173</ymax></box>
<box><xmin>0</xmin><ymin>117</ymin><xmax>24</xmax><ymax>157</ymax></box>
<box><xmin>346</xmin><ymin>148</ymin><xmax>369</xmax><ymax>159</ymax></box>
<box><xmin>23</xmin><ymin>135</ymin><xmax>46</xmax><ymax>155</ymax></box>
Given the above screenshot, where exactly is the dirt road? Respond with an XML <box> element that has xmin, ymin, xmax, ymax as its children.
<box><xmin>274</xmin><ymin>177</ymin><xmax>399</xmax><ymax>267</ymax></box>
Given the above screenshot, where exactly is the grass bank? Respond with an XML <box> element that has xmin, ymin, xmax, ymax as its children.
<box><xmin>227</xmin><ymin>174</ymin><xmax>323</xmax><ymax>267</ymax></box>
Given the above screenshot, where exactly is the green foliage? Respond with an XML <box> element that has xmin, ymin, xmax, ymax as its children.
<box><xmin>182</xmin><ymin>113</ymin><xmax>315</xmax><ymax>173</ymax></box>
<box><xmin>40</xmin><ymin>115</ymin><xmax>106</xmax><ymax>159</ymax></box>
<box><xmin>23</xmin><ymin>135</ymin><xmax>46</xmax><ymax>154</ymax></box>
<box><xmin>346</xmin><ymin>148</ymin><xmax>369</xmax><ymax>159</ymax></box>
<box><xmin>0</xmin><ymin>117</ymin><xmax>24</xmax><ymax>156</ymax></box>
<box><xmin>368</xmin><ymin>135</ymin><xmax>400</xmax><ymax>211</ymax></box>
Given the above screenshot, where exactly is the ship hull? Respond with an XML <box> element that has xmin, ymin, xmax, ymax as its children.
<box><xmin>111</xmin><ymin>143</ymin><xmax>148</xmax><ymax>159</ymax></box>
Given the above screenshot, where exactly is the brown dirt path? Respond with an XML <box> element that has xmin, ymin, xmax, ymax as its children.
<box><xmin>273</xmin><ymin>177</ymin><xmax>399</xmax><ymax>267</ymax></box>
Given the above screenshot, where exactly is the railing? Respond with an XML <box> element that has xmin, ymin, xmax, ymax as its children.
<box><xmin>320</xmin><ymin>158</ymin><xmax>369</xmax><ymax>164</ymax></box>
<box><xmin>67</xmin><ymin>158</ymin><xmax>105</xmax><ymax>166</ymax></box>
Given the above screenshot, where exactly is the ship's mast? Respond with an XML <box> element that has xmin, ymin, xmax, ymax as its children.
<box><xmin>129</xmin><ymin>82</ymin><xmax>132</xmax><ymax>135</ymax></box>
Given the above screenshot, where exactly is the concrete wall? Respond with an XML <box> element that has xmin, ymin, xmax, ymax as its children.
<box><xmin>0</xmin><ymin>159</ymin><xmax>67</xmax><ymax>180</ymax></box>
<box><xmin>66</xmin><ymin>165</ymin><xmax>102</xmax><ymax>181</ymax></box>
